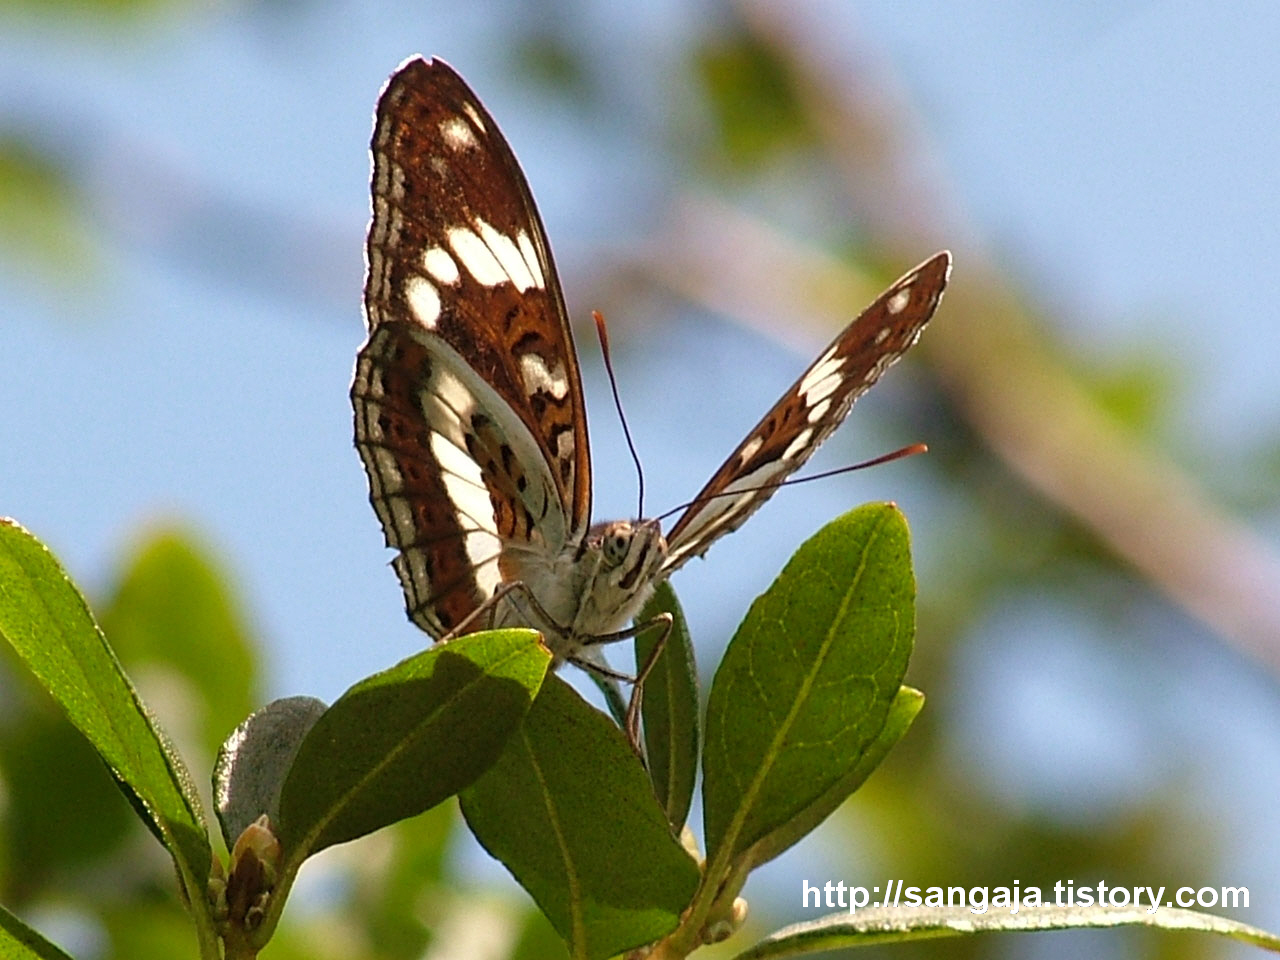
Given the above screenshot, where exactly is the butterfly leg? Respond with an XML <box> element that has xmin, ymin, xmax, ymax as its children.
<box><xmin>438</xmin><ymin>580</ymin><xmax>568</xmax><ymax>644</ymax></box>
<box><xmin>436</xmin><ymin>582</ymin><xmax>514</xmax><ymax>641</ymax></box>
<box><xmin>623</xmin><ymin>613</ymin><xmax>674</xmax><ymax>756</ymax></box>
<box><xmin>570</xmin><ymin>612</ymin><xmax>674</xmax><ymax>758</ymax></box>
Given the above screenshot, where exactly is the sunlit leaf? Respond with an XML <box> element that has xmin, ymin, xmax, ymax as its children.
<box><xmin>509</xmin><ymin>902</ymin><xmax>574</xmax><ymax>960</ymax></box>
<box><xmin>0</xmin><ymin>520</ymin><xmax>212</xmax><ymax>902</ymax></box>
<box><xmin>0</xmin><ymin>137</ymin><xmax>91</xmax><ymax>279</ymax></box>
<box><xmin>731</xmin><ymin>904</ymin><xmax>1280</xmax><ymax>958</ymax></box>
<box><xmin>691</xmin><ymin>31</ymin><xmax>813</xmax><ymax>169</ymax></box>
<box><xmin>742</xmin><ymin>685</ymin><xmax>923</xmax><ymax>870</ymax></box>
<box><xmin>702</xmin><ymin>504</ymin><xmax>915</xmax><ymax>867</ymax></box>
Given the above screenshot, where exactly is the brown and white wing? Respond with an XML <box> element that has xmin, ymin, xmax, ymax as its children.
<box><xmin>662</xmin><ymin>251</ymin><xmax>951</xmax><ymax>573</ymax></box>
<box><xmin>353</xmin><ymin>57</ymin><xmax>590</xmax><ymax>637</ymax></box>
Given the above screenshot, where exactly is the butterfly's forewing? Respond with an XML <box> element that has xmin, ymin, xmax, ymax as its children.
<box><xmin>354</xmin><ymin>57</ymin><xmax>591</xmax><ymax>636</ymax></box>
<box><xmin>663</xmin><ymin>252</ymin><xmax>951</xmax><ymax>572</ymax></box>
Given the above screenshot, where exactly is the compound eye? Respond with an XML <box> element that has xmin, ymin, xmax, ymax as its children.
<box><xmin>604</xmin><ymin>529</ymin><xmax>630</xmax><ymax>565</ymax></box>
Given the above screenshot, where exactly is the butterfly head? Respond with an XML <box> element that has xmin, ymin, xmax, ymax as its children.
<box><xmin>574</xmin><ymin>518</ymin><xmax>668</xmax><ymax>632</ymax></box>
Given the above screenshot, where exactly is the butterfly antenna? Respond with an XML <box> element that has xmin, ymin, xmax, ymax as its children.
<box><xmin>593</xmin><ymin>310</ymin><xmax>646</xmax><ymax>518</ymax></box>
<box><xmin>654</xmin><ymin>443</ymin><xmax>927</xmax><ymax>523</ymax></box>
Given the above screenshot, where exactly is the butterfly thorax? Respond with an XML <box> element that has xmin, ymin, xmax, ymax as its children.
<box><xmin>493</xmin><ymin>518</ymin><xmax>667</xmax><ymax>663</ymax></box>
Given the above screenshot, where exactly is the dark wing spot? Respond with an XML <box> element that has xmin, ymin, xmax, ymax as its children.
<box><xmin>548</xmin><ymin>422</ymin><xmax>571</xmax><ymax>456</ymax></box>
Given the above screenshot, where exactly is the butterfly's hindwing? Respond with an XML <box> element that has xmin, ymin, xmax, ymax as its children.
<box><xmin>663</xmin><ymin>252</ymin><xmax>951</xmax><ymax>571</ymax></box>
<box><xmin>353</xmin><ymin>326</ymin><xmax>477</xmax><ymax>631</ymax></box>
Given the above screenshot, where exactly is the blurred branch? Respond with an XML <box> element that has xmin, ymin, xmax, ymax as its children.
<box><xmin>642</xmin><ymin>0</ymin><xmax>1280</xmax><ymax>670</ymax></box>
<box><xmin>735</xmin><ymin>0</ymin><xmax>967</xmax><ymax>254</ymax></box>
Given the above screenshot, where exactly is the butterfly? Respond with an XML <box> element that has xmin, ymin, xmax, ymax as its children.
<box><xmin>353</xmin><ymin>56</ymin><xmax>950</xmax><ymax>718</ymax></box>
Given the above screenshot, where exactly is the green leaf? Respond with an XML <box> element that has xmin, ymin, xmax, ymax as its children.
<box><xmin>0</xmin><ymin>520</ymin><xmax>212</xmax><ymax>896</ymax></box>
<box><xmin>509</xmin><ymin>904</ymin><xmax>574</xmax><ymax>960</ymax></box>
<box><xmin>702</xmin><ymin>504</ymin><xmax>915</xmax><ymax>867</ymax></box>
<box><xmin>98</xmin><ymin>527</ymin><xmax>261</xmax><ymax>759</ymax></box>
<box><xmin>730</xmin><ymin>904</ymin><xmax>1280</xmax><ymax>958</ymax></box>
<box><xmin>277</xmin><ymin>630</ymin><xmax>550</xmax><ymax>860</ymax></box>
<box><xmin>0</xmin><ymin>903</ymin><xmax>76</xmax><ymax>960</ymax></box>
<box><xmin>460</xmin><ymin>675</ymin><xmax>701</xmax><ymax>960</ymax></box>
<box><xmin>742</xmin><ymin>685</ymin><xmax>923</xmax><ymax>870</ymax></box>
<box><xmin>635</xmin><ymin>582</ymin><xmax>699</xmax><ymax>831</ymax></box>
<box><xmin>587</xmin><ymin>670</ymin><xmax>629</xmax><ymax>729</ymax></box>
<box><xmin>214</xmin><ymin>695</ymin><xmax>327</xmax><ymax>849</ymax></box>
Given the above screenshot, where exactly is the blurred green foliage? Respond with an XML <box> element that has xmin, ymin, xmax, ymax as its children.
<box><xmin>98</xmin><ymin>531</ymin><xmax>261</xmax><ymax>764</ymax></box>
<box><xmin>692</xmin><ymin>31</ymin><xmax>815</xmax><ymax>170</ymax></box>
<box><xmin>0</xmin><ymin>0</ymin><xmax>182</xmax><ymax>18</ymax></box>
<box><xmin>0</xmin><ymin>139</ymin><xmax>91</xmax><ymax>280</ymax></box>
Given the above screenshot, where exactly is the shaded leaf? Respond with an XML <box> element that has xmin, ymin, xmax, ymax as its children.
<box><xmin>461</xmin><ymin>675</ymin><xmax>700</xmax><ymax>960</ymax></box>
<box><xmin>277</xmin><ymin>630</ymin><xmax>549</xmax><ymax>859</ymax></box>
<box><xmin>635</xmin><ymin>581</ymin><xmax>699</xmax><ymax>831</ymax></box>
<box><xmin>702</xmin><ymin>504</ymin><xmax>914</xmax><ymax>866</ymax></box>
<box><xmin>731</xmin><ymin>904</ymin><xmax>1280</xmax><ymax>958</ymax></box>
<box><xmin>0</xmin><ymin>520</ymin><xmax>211</xmax><ymax>897</ymax></box>
<box><xmin>214</xmin><ymin>695</ymin><xmax>326</xmax><ymax>849</ymax></box>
